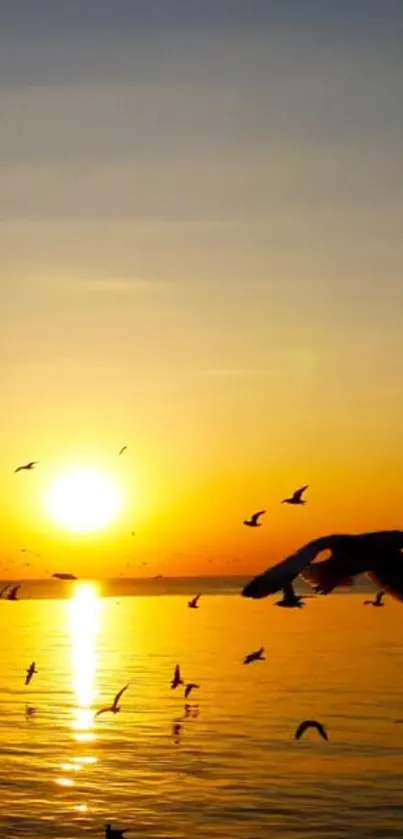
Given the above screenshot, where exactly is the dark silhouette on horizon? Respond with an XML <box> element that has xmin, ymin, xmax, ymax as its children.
<box><xmin>275</xmin><ymin>582</ymin><xmax>308</xmax><ymax>609</ymax></box>
<box><xmin>105</xmin><ymin>824</ymin><xmax>129</xmax><ymax>839</ymax></box>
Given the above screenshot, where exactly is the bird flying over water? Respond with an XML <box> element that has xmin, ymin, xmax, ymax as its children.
<box><xmin>95</xmin><ymin>684</ymin><xmax>129</xmax><ymax>717</ymax></box>
<box><xmin>243</xmin><ymin>510</ymin><xmax>266</xmax><ymax>527</ymax></box>
<box><xmin>6</xmin><ymin>584</ymin><xmax>21</xmax><ymax>601</ymax></box>
<box><xmin>52</xmin><ymin>572</ymin><xmax>77</xmax><ymax>581</ymax></box>
<box><xmin>282</xmin><ymin>485</ymin><xmax>308</xmax><ymax>505</ymax></box>
<box><xmin>242</xmin><ymin>530</ymin><xmax>403</xmax><ymax>604</ymax></box>
<box><xmin>171</xmin><ymin>665</ymin><xmax>184</xmax><ymax>689</ymax></box>
<box><xmin>295</xmin><ymin>720</ymin><xmax>328</xmax><ymax>741</ymax></box>
<box><xmin>184</xmin><ymin>683</ymin><xmax>200</xmax><ymax>699</ymax></box>
<box><xmin>364</xmin><ymin>590</ymin><xmax>385</xmax><ymax>607</ymax></box>
<box><xmin>105</xmin><ymin>824</ymin><xmax>129</xmax><ymax>839</ymax></box>
<box><xmin>15</xmin><ymin>461</ymin><xmax>39</xmax><ymax>473</ymax></box>
<box><xmin>275</xmin><ymin>582</ymin><xmax>307</xmax><ymax>609</ymax></box>
<box><xmin>118</xmin><ymin>446</ymin><xmax>127</xmax><ymax>456</ymax></box>
<box><xmin>25</xmin><ymin>662</ymin><xmax>37</xmax><ymax>685</ymax></box>
<box><xmin>243</xmin><ymin>647</ymin><xmax>265</xmax><ymax>664</ymax></box>
<box><xmin>188</xmin><ymin>594</ymin><xmax>201</xmax><ymax>609</ymax></box>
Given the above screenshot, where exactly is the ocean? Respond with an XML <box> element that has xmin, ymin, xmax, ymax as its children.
<box><xmin>0</xmin><ymin>579</ymin><xmax>402</xmax><ymax>838</ymax></box>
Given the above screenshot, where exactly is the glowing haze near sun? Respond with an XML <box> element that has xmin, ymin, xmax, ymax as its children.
<box><xmin>46</xmin><ymin>468</ymin><xmax>121</xmax><ymax>533</ymax></box>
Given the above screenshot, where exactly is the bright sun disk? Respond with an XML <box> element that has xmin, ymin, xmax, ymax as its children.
<box><xmin>45</xmin><ymin>468</ymin><xmax>121</xmax><ymax>532</ymax></box>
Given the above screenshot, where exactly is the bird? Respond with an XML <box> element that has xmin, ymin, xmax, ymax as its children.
<box><xmin>14</xmin><ymin>461</ymin><xmax>39</xmax><ymax>473</ymax></box>
<box><xmin>243</xmin><ymin>510</ymin><xmax>266</xmax><ymax>527</ymax></box>
<box><xmin>171</xmin><ymin>665</ymin><xmax>184</xmax><ymax>689</ymax></box>
<box><xmin>188</xmin><ymin>594</ymin><xmax>201</xmax><ymax>609</ymax></box>
<box><xmin>243</xmin><ymin>647</ymin><xmax>265</xmax><ymax>664</ymax></box>
<box><xmin>275</xmin><ymin>582</ymin><xmax>307</xmax><ymax>609</ymax></box>
<box><xmin>25</xmin><ymin>705</ymin><xmax>36</xmax><ymax>719</ymax></box>
<box><xmin>6</xmin><ymin>584</ymin><xmax>21</xmax><ymax>601</ymax></box>
<box><xmin>118</xmin><ymin>446</ymin><xmax>127</xmax><ymax>456</ymax></box>
<box><xmin>25</xmin><ymin>662</ymin><xmax>37</xmax><ymax>685</ymax></box>
<box><xmin>364</xmin><ymin>590</ymin><xmax>385</xmax><ymax>607</ymax></box>
<box><xmin>282</xmin><ymin>485</ymin><xmax>308</xmax><ymax>505</ymax></box>
<box><xmin>105</xmin><ymin>824</ymin><xmax>129</xmax><ymax>839</ymax></box>
<box><xmin>241</xmin><ymin>530</ymin><xmax>403</xmax><ymax>604</ymax></box>
<box><xmin>52</xmin><ymin>572</ymin><xmax>77</xmax><ymax>581</ymax></box>
<box><xmin>295</xmin><ymin>720</ymin><xmax>328</xmax><ymax>741</ymax></box>
<box><xmin>95</xmin><ymin>684</ymin><xmax>129</xmax><ymax>717</ymax></box>
<box><xmin>0</xmin><ymin>583</ymin><xmax>12</xmax><ymax>598</ymax></box>
<box><xmin>184</xmin><ymin>683</ymin><xmax>200</xmax><ymax>699</ymax></box>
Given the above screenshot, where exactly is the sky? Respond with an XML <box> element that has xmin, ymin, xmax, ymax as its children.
<box><xmin>1</xmin><ymin>1</ymin><xmax>403</xmax><ymax>579</ymax></box>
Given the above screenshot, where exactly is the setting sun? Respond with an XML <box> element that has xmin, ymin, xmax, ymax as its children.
<box><xmin>45</xmin><ymin>468</ymin><xmax>121</xmax><ymax>533</ymax></box>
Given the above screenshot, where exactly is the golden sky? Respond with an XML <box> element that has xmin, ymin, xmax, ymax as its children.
<box><xmin>1</xmin><ymin>2</ymin><xmax>403</xmax><ymax>578</ymax></box>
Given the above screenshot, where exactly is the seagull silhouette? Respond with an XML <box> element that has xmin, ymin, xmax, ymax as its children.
<box><xmin>118</xmin><ymin>446</ymin><xmax>127</xmax><ymax>456</ymax></box>
<box><xmin>171</xmin><ymin>665</ymin><xmax>184</xmax><ymax>689</ymax></box>
<box><xmin>364</xmin><ymin>590</ymin><xmax>385</xmax><ymax>607</ymax></box>
<box><xmin>15</xmin><ymin>461</ymin><xmax>39</xmax><ymax>473</ymax></box>
<box><xmin>282</xmin><ymin>485</ymin><xmax>308</xmax><ymax>505</ymax></box>
<box><xmin>243</xmin><ymin>647</ymin><xmax>265</xmax><ymax>664</ymax></box>
<box><xmin>6</xmin><ymin>584</ymin><xmax>21</xmax><ymax>601</ymax></box>
<box><xmin>275</xmin><ymin>582</ymin><xmax>307</xmax><ymax>609</ymax></box>
<box><xmin>95</xmin><ymin>684</ymin><xmax>129</xmax><ymax>717</ymax></box>
<box><xmin>242</xmin><ymin>530</ymin><xmax>403</xmax><ymax>603</ymax></box>
<box><xmin>184</xmin><ymin>683</ymin><xmax>200</xmax><ymax>699</ymax></box>
<box><xmin>105</xmin><ymin>824</ymin><xmax>129</xmax><ymax>839</ymax></box>
<box><xmin>52</xmin><ymin>572</ymin><xmax>77</xmax><ymax>581</ymax></box>
<box><xmin>0</xmin><ymin>583</ymin><xmax>12</xmax><ymax>598</ymax></box>
<box><xmin>295</xmin><ymin>720</ymin><xmax>328</xmax><ymax>741</ymax></box>
<box><xmin>25</xmin><ymin>662</ymin><xmax>37</xmax><ymax>685</ymax></box>
<box><xmin>243</xmin><ymin>511</ymin><xmax>266</xmax><ymax>527</ymax></box>
<box><xmin>188</xmin><ymin>594</ymin><xmax>201</xmax><ymax>609</ymax></box>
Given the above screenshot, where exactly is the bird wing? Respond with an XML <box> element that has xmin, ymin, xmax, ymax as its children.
<box><xmin>184</xmin><ymin>684</ymin><xmax>191</xmax><ymax>698</ymax></box>
<box><xmin>113</xmin><ymin>683</ymin><xmax>129</xmax><ymax>707</ymax></box>
<box><xmin>295</xmin><ymin>719</ymin><xmax>327</xmax><ymax>740</ymax></box>
<box><xmin>251</xmin><ymin>510</ymin><xmax>265</xmax><ymax>523</ymax></box>
<box><xmin>174</xmin><ymin>665</ymin><xmax>181</xmax><ymax>682</ymax></box>
<box><xmin>242</xmin><ymin>535</ymin><xmax>341</xmax><ymax>599</ymax></box>
<box><xmin>0</xmin><ymin>583</ymin><xmax>11</xmax><ymax>598</ymax></box>
<box><xmin>194</xmin><ymin>594</ymin><xmax>201</xmax><ymax>604</ymax></box>
<box><xmin>95</xmin><ymin>706</ymin><xmax>111</xmax><ymax>717</ymax></box>
<box><xmin>375</xmin><ymin>590</ymin><xmax>385</xmax><ymax>605</ymax></box>
<box><xmin>293</xmin><ymin>485</ymin><xmax>308</xmax><ymax>501</ymax></box>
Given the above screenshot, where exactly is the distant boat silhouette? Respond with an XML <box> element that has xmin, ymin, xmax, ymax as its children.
<box><xmin>52</xmin><ymin>572</ymin><xmax>77</xmax><ymax>581</ymax></box>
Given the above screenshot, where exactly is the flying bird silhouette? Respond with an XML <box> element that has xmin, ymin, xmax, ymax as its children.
<box><xmin>243</xmin><ymin>511</ymin><xmax>266</xmax><ymax>527</ymax></box>
<box><xmin>6</xmin><ymin>584</ymin><xmax>21</xmax><ymax>601</ymax></box>
<box><xmin>25</xmin><ymin>662</ymin><xmax>37</xmax><ymax>685</ymax></box>
<box><xmin>282</xmin><ymin>485</ymin><xmax>308</xmax><ymax>505</ymax></box>
<box><xmin>118</xmin><ymin>446</ymin><xmax>127</xmax><ymax>456</ymax></box>
<box><xmin>95</xmin><ymin>684</ymin><xmax>129</xmax><ymax>717</ymax></box>
<box><xmin>105</xmin><ymin>824</ymin><xmax>129</xmax><ymax>839</ymax></box>
<box><xmin>171</xmin><ymin>665</ymin><xmax>183</xmax><ymax>689</ymax></box>
<box><xmin>275</xmin><ymin>582</ymin><xmax>307</xmax><ymax>609</ymax></box>
<box><xmin>364</xmin><ymin>590</ymin><xmax>385</xmax><ymax>607</ymax></box>
<box><xmin>184</xmin><ymin>683</ymin><xmax>200</xmax><ymax>699</ymax></box>
<box><xmin>295</xmin><ymin>720</ymin><xmax>328</xmax><ymax>741</ymax></box>
<box><xmin>52</xmin><ymin>573</ymin><xmax>77</xmax><ymax>581</ymax></box>
<box><xmin>188</xmin><ymin>594</ymin><xmax>201</xmax><ymax>609</ymax></box>
<box><xmin>15</xmin><ymin>461</ymin><xmax>39</xmax><ymax>473</ymax></box>
<box><xmin>243</xmin><ymin>647</ymin><xmax>265</xmax><ymax>664</ymax></box>
<box><xmin>242</xmin><ymin>530</ymin><xmax>403</xmax><ymax>604</ymax></box>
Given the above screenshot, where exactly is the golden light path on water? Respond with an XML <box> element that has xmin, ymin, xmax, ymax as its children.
<box><xmin>56</xmin><ymin>582</ymin><xmax>101</xmax><ymax>795</ymax></box>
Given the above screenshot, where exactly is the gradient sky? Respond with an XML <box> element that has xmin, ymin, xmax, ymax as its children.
<box><xmin>1</xmin><ymin>1</ymin><xmax>403</xmax><ymax>578</ymax></box>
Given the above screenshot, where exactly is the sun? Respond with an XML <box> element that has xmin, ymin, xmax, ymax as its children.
<box><xmin>45</xmin><ymin>468</ymin><xmax>121</xmax><ymax>533</ymax></box>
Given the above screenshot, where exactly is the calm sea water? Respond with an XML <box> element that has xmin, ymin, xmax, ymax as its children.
<box><xmin>0</xmin><ymin>584</ymin><xmax>402</xmax><ymax>838</ymax></box>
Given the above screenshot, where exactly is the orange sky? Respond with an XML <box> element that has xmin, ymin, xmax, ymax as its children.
<box><xmin>1</xmin><ymin>3</ymin><xmax>403</xmax><ymax>578</ymax></box>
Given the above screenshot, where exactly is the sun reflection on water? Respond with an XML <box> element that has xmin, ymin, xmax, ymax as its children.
<box><xmin>69</xmin><ymin>582</ymin><xmax>100</xmax><ymax>742</ymax></box>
